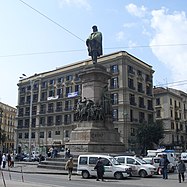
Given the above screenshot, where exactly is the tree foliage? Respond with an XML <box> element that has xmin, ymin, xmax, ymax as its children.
<box><xmin>136</xmin><ymin>120</ymin><xmax>164</xmax><ymax>155</ymax></box>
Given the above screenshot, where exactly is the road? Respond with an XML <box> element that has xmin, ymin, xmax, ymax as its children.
<box><xmin>1</xmin><ymin>171</ymin><xmax>186</xmax><ymax>187</ymax></box>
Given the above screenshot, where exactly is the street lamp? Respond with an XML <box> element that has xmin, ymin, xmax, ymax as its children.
<box><xmin>20</xmin><ymin>74</ymin><xmax>40</xmax><ymax>161</ymax></box>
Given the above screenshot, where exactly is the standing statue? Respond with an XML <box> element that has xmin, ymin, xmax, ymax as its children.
<box><xmin>86</xmin><ymin>25</ymin><xmax>103</xmax><ymax>64</ymax></box>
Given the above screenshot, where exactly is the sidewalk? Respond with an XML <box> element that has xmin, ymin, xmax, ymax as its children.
<box><xmin>0</xmin><ymin>162</ymin><xmax>70</xmax><ymax>187</ymax></box>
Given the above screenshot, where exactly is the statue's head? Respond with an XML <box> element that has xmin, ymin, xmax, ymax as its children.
<box><xmin>92</xmin><ymin>25</ymin><xmax>98</xmax><ymax>32</ymax></box>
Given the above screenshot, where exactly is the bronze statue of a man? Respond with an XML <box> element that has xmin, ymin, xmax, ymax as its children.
<box><xmin>86</xmin><ymin>25</ymin><xmax>103</xmax><ymax>64</ymax></box>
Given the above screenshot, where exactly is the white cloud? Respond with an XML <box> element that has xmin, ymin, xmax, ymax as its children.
<box><xmin>150</xmin><ymin>8</ymin><xmax>187</xmax><ymax>90</ymax></box>
<box><xmin>125</xmin><ymin>3</ymin><xmax>147</xmax><ymax>18</ymax></box>
<box><xmin>123</xmin><ymin>22</ymin><xmax>136</xmax><ymax>28</ymax></box>
<box><xmin>128</xmin><ymin>40</ymin><xmax>137</xmax><ymax>49</ymax></box>
<box><xmin>116</xmin><ymin>31</ymin><xmax>125</xmax><ymax>41</ymax></box>
<box><xmin>58</xmin><ymin>0</ymin><xmax>91</xmax><ymax>10</ymax></box>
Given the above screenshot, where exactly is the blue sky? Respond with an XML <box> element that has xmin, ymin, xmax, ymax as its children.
<box><xmin>1</xmin><ymin>0</ymin><xmax>187</xmax><ymax>107</ymax></box>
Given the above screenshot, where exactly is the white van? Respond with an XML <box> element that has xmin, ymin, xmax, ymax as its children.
<box><xmin>156</xmin><ymin>152</ymin><xmax>177</xmax><ymax>172</ymax></box>
<box><xmin>181</xmin><ymin>152</ymin><xmax>187</xmax><ymax>162</ymax></box>
<box><xmin>115</xmin><ymin>156</ymin><xmax>156</xmax><ymax>177</ymax></box>
<box><xmin>77</xmin><ymin>154</ymin><xmax>131</xmax><ymax>180</ymax></box>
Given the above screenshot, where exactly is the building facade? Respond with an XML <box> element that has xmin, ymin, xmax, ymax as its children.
<box><xmin>153</xmin><ymin>87</ymin><xmax>187</xmax><ymax>151</ymax></box>
<box><xmin>15</xmin><ymin>51</ymin><xmax>154</xmax><ymax>154</ymax></box>
<box><xmin>0</xmin><ymin>102</ymin><xmax>17</xmax><ymax>153</ymax></box>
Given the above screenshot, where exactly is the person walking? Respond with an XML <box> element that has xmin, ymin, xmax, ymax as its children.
<box><xmin>65</xmin><ymin>157</ymin><xmax>74</xmax><ymax>180</ymax></box>
<box><xmin>177</xmin><ymin>156</ymin><xmax>186</xmax><ymax>183</ymax></box>
<box><xmin>159</xmin><ymin>154</ymin><xmax>170</xmax><ymax>179</ymax></box>
<box><xmin>94</xmin><ymin>157</ymin><xmax>105</xmax><ymax>181</ymax></box>
<box><xmin>2</xmin><ymin>153</ymin><xmax>6</xmax><ymax>169</ymax></box>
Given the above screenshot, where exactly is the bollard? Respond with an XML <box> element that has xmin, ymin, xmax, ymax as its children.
<box><xmin>20</xmin><ymin>166</ymin><xmax>24</xmax><ymax>182</ymax></box>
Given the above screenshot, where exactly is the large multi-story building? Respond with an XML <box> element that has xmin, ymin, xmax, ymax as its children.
<box><xmin>0</xmin><ymin>102</ymin><xmax>17</xmax><ymax>153</ymax></box>
<box><xmin>15</xmin><ymin>51</ymin><xmax>154</xmax><ymax>153</ymax></box>
<box><xmin>153</xmin><ymin>87</ymin><xmax>187</xmax><ymax>151</ymax></box>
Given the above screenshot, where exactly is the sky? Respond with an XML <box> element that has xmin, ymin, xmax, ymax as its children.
<box><xmin>1</xmin><ymin>0</ymin><xmax>187</xmax><ymax>107</ymax></box>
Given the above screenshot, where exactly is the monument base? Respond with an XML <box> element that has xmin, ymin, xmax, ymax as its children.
<box><xmin>66</xmin><ymin>121</ymin><xmax>125</xmax><ymax>153</ymax></box>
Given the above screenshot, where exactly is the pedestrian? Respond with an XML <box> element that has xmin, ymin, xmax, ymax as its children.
<box><xmin>2</xmin><ymin>153</ymin><xmax>6</xmax><ymax>169</ymax></box>
<box><xmin>7</xmin><ymin>152</ymin><xmax>11</xmax><ymax>167</ymax></box>
<box><xmin>65</xmin><ymin>157</ymin><xmax>74</xmax><ymax>180</ymax></box>
<box><xmin>10</xmin><ymin>153</ymin><xmax>14</xmax><ymax>167</ymax></box>
<box><xmin>177</xmin><ymin>156</ymin><xmax>186</xmax><ymax>183</ymax></box>
<box><xmin>159</xmin><ymin>154</ymin><xmax>170</xmax><ymax>179</ymax></box>
<box><xmin>94</xmin><ymin>157</ymin><xmax>105</xmax><ymax>181</ymax></box>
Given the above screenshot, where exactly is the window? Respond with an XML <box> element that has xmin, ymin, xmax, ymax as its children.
<box><xmin>112</xmin><ymin>109</ymin><xmax>118</xmax><ymax>121</ymax></box>
<box><xmin>32</xmin><ymin>118</ymin><xmax>36</xmax><ymax>127</ymax></box>
<box><xmin>64</xmin><ymin>114</ymin><xmax>71</xmax><ymax>125</ymax></box>
<box><xmin>48</xmin><ymin>103</ymin><xmax>54</xmax><ymax>113</ymax></box>
<box><xmin>48</xmin><ymin>89</ymin><xmax>55</xmax><ymax>97</ymax></box>
<box><xmin>89</xmin><ymin>157</ymin><xmax>98</xmax><ymax>164</ymax></box>
<box><xmin>138</xmin><ymin>82</ymin><xmax>144</xmax><ymax>93</ymax></box>
<box><xmin>57</xmin><ymin>77</ymin><xmax>64</xmax><ymax>83</ymax></box>
<box><xmin>56</xmin><ymin>115</ymin><xmax>62</xmax><ymax>125</ymax></box>
<box><xmin>110</xmin><ymin>64</ymin><xmax>118</xmax><ymax>73</ymax></box>
<box><xmin>47</xmin><ymin>116</ymin><xmax>53</xmax><ymax>126</ymax></box>
<box><xmin>26</xmin><ymin>95</ymin><xmax>31</xmax><ymax>104</ymax></box>
<box><xmin>137</xmin><ymin>70</ymin><xmax>142</xmax><ymax>76</ymax></box>
<box><xmin>111</xmin><ymin>93</ymin><xmax>118</xmax><ymax>105</ymax></box>
<box><xmin>33</xmin><ymin>94</ymin><xmax>38</xmax><ymax>103</ymax></box>
<box><xmin>41</xmin><ymin>81</ymin><xmax>47</xmax><ymax>88</ymax></box>
<box><xmin>66</xmin><ymin>86</ymin><xmax>72</xmax><ymax>97</ymax></box>
<box><xmin>110</xmin><ymin>77</ymin><xmax>118</xmax><ymax>89</ymax></box>
<box><xmin>170</xmin><ymin>98</ymin><xmax>172</xmax><ymax>105</ymax></box>
<box><xmin>156</xmin><ymin>98</ymin><xmax>160</xmax><ymax>105</ymax></box>
<box><xmin>25</xmin><ymin>119</ymin><xmax>29</xmax><ymax>128</ymax></box>
<box><xmin>127</xmin><ymin>158</ymin><xmax>135</xmax><ymax>164</ymax></box>
<box><xmin>156</xmin><ymin>110</ymin><xmax>161</xmax><ymax>118</ymax></box>
<box><xmin>49</xmin><ymin>79</ymin><xmax>55</xmax><ymax>85</ymax></box>
<box><xmin>65</xmin><ymin>100</ymin><xmax>72</xmax><ymax>111</ymax></box>
<box><xmin>75</xmin><ymin>84</ymin><xmax>80</xmax><ymax>93</ymax></box>
<box><xmin>139</xmin><ymin>112</ymin><xmax>145</xmax><ymax>123</ymax></box>
<box><xmin>18</xmin><ymin>133</ymin><xmax>22</xmax><ymax>139</ymax></box>
<box><xmin>40</xmin><ymin>104</ymin><xmax>46</xmax><ymax>114</ymax></box>
<box><xmin>128</xmin><ymin>65</ymin><xmax>134</xmax><ymax>74</ymax></box>
<box><xmin>79</xmin><ymin>157</ymin><xmax>87</xmax><ymax>165</ymax></box>
<box><xmin>48</xmin><ymin>131</ymin><xmax>51</xmax><ymax>138</ymax></box>
<box><xmin>171</xmin><ymin>122</ymin><xmax>174</xmax><ymax>129</ymax></box>
<box><xmin>55</xmin><ymin>131</ymin><xmax>60</xmax><ymax>135</ymax></box>
<box><xmin>128</xmin><ymin>78</ymin><xmax>135</xmax><ymax>90</ymax></box>
<box><xmin>40</xmin><ymin>117</ymin><xmax>45</xmax><ymax>126</ymax></box>
<box><xmin>41</xmin><ymin>92</ymin><xmax>47</xmax><ymax>101</ymax></box>
<box><xmin>65</xmin><ymin>130</ymin><xmax>69</xmax><ymax>138</ymax></box>
<box><xmin>56</xmin><ymin>101</ymin><xmax>62</xmax><ymax>112</ymax></box>
<box><xmin>40</xmin><ymin>132</ymin><xmax>44</xmax><ymax>138</ymax></box>
<box><xmin>66</xmin><ymin>75</ymin><xmax>73</xmax><ymax>81</ymax></box>
<box><xmin>147</xmin><ymin>100</ymin><xmax>153</xmax><ymax>110</ymax></box>
<box><xmin>18</xmin><ymin>120</ymin><xmax>23</xmax><ymax>128</ymax></box>
<box><xmin>31</xmin><ymin>132</ymin><xmax>35</xmax><ymax>138</ymax></box>
<box><xmin>57</xmin><ymin>88</ymin><xmax>63</xmax><ymax>98</ymax></box>
<box><xmin>129</xmin><ymin>94</ymin><xmax>136</xmax><ymax>106</ymax></box>
<box><xmin>24</xmin><ymin>132</ymin><xmax>29</xmax><ymax>139</ymax></box>
<box><xmin>139</xmin><ymin>97</ymin><xmax>145</xmax><ymax>108</ymax></box>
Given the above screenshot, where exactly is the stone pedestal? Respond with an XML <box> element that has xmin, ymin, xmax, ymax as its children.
<box><xmin>66</xmin><ymin>64</ymin><xmax>125</xmax><ymax>153</ymax></box>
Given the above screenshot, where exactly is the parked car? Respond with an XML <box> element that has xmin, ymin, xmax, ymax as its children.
<box><xmin>181</xmin><ymin>152</ymin><xmax>187</xmax><ymax>162</ymax></box>
<box><xmin>114</xmin><ymin>156</ymin><xmax>156</xmax><ymax>177</ymax></box>
<box><xmin>15</xmin><ymin>153</ymin><xmax>27</xmax><ymax>161</ymax></box>
<box><xmin>142</xmin><ymin>157</ymin><xmax>161</xmax><ymax>174</ymax></box>
<box><xmin>77</xmin><ymin>154</ymin><xmax>132</xmax><ymax>180</ymax></box>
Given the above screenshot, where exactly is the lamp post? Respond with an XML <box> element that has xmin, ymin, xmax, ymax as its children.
<box><xmin>20</xmin><ymin>74</ymin><xmax>39</xmax><ymax>161</ymax></box>
<box><xmin>0</xmin><ymin>108</ymin><xmax>3</xmax><ymax>151</ymax></box>
<box><xmin>28</xmin><ymin>80</ymin><xmax>34</xmax><ymax>161</ymax></box>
